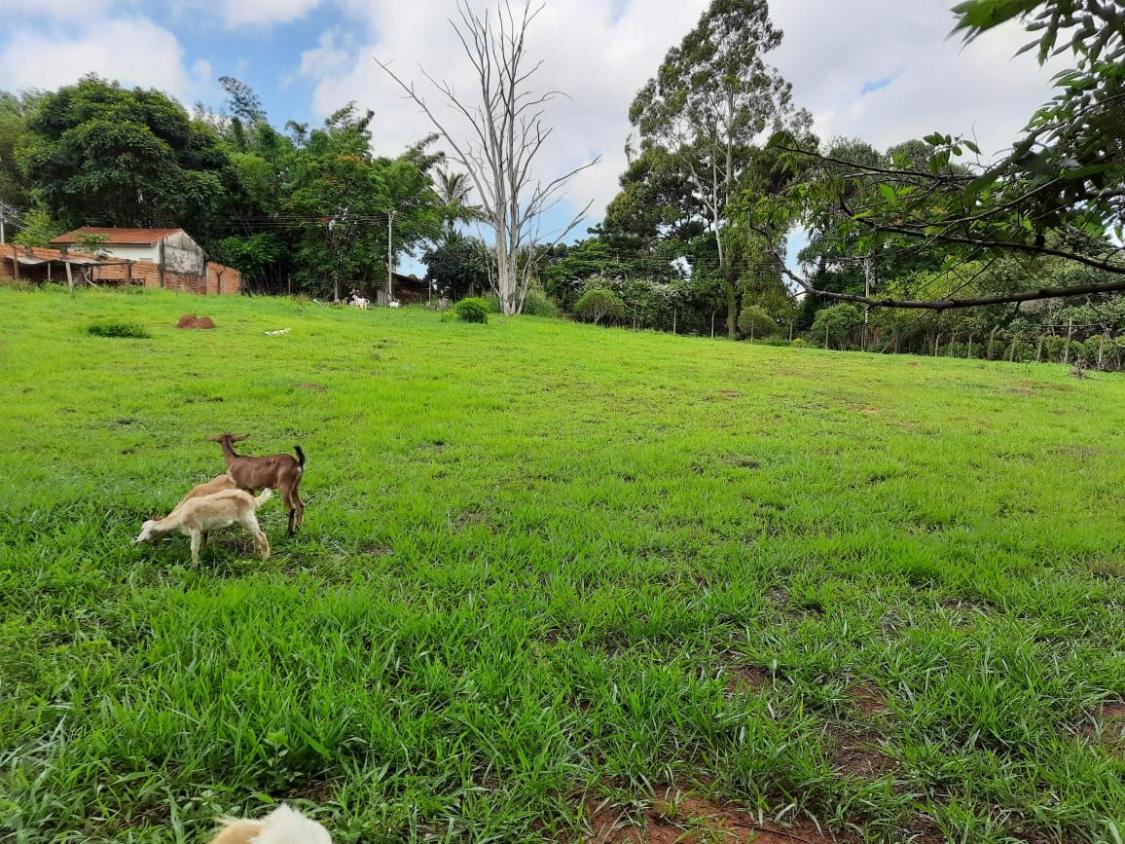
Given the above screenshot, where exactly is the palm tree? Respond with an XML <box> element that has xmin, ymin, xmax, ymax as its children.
<box><xmin>435</xmin><ymin>168</ymin><xmax>477</xmax><ymax>239</ymax></box>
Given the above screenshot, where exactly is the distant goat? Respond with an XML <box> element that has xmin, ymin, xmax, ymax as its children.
<box><xmin>134</xmin><ymin>489</ymin><xmax>271</xmax><ymax>566</ymax></box>
<box><xmin>348</xmin><ymin>290</ymin><xmax>370</xmax><ymax>310</ymax></box>
<box><xmin>209</xmin><ymin>433</ymin><xmax>306</xmax><ymax>535</ymax></box>
<box><xmin>208</xmin><ymin>804</ymin><xmax>331</xmax><ymax>844</ymax></box>
<box><xmin>388</xmin><ymin>300</ymin><xmax>401</xmax><ymax>309</ymax></box>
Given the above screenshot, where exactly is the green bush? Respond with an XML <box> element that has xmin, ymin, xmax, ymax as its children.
<box><xmin>737</xmin><ymin>304</ymin><xmax>777</xmax><ymax>339</ymax></box>
<box><xmin>809</xmin><ymin>304</ymin><xmax>862</xmax><ymax>349</ymax></box>
<box><xmin>574</xmin><ymin>284</ymin><xmax>626</xmax><ymax>325</ymax></box>
<box><xmin>87</xmin><ymin>320</ymin><xmax>150</xmax><ymax>339</ymax></box>
<box><xmin>453</xmin><ymin>297</ymin><xmax>490</xmax><ymax>324</ymax></box>
<box><xmin>483</xmin><ymin>294</ymin><xmax>503</xmax><ymax>313</ymax></box>
<box><xmin>521</xmin><ymin>290</ymin><xmax>559</xmax><ymax>318</ymax></box>
<box><xmin>791</xmin><ymin>337</ymin><xmax>808</xmax><ymax>348</ymax></box>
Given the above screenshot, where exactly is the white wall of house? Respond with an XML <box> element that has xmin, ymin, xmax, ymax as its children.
<box><xmin>77</xmin><ymin>244</ymin><xmax>160</xmax><ymax>263</ymax></box>
<box><xmin>69</xmin><ymin>231</ymin><xmax>205</xmax><ymax>274</ymax></box>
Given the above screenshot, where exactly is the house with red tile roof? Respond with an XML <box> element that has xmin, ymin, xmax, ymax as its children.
<box><xmin>0</xmin><ymin>227</ymin><xmax>243</xmax><ymax>295</ymax></box>
<box><xmin>52</xmin><ymin>227</ymin><xmax>204</xmax><ymax>272</ymax></box>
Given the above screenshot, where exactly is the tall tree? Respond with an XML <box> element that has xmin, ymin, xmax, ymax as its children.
<box><xmin>0</xmin><ymin>90</ymin><xmax>41</xmax><ymax>212</ymax></box>
<box><xmin>375</xmin><ymin>137</ymin><xmax>444</xmax><ymax>303</ymax></box>
<box><xmin>629</xmin><ymin>0</ymin><xmax>805</xmax><ymax>337</ymax></box>
<box><xmin>19</xmin><ymin>76</ymin><xmax>233</xmax><ymax>233</ymax></box>
<box><xmin>378</xmin><ymin>0</ymin><xmax>598</xmax><ymax>315</ymax></box>
<box><xmin>286</xmin><ymin>105</ymin><xmax>385</xmax><ymax>301</ymax></box>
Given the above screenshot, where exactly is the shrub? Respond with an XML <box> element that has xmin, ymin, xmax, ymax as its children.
<box><xmin>483</xmin><ymin>294</ymin><xmax>503</xmax><ymax>313</ymax></box>
<box><xmin>574</xmin><ymin>284</ymin><xmax>626</xmax><ymax>325</ymax></box>
<box><xmin>809</xmin><ymin>304</ymin><xmax>862</xmax><ymax>349</ymax></box>
<box><xmin>737</xmin><ymin>304</ymin><xmax>777</xmax><ymax>339</ymax></box>
<box><xmin>87</xmin><ymin>320</ymin><xmax>150</xmax><ymax>339</ymax></box>
<box><xmin>791</xmin><ymin>337</ymin><xmax>808</xmax><ymax>348</ymax></box>
<box><xmin>521</xmin><ymin>290</ymin><xmax>559</xmax><ymax>318</ymax></box>
<box><xmin>453</xmin><ymin>297</ymin><xmax>490</xmax><ymax>324</ymax></box>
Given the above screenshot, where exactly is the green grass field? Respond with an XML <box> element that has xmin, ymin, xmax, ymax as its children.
<box><xmin>1</xmin><ymin>287</ymin><xmax>1122</xmax><ymax>844</ymax></box>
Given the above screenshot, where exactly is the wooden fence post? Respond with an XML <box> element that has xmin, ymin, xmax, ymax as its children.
<box><xmin>1064</xmin><ymin>319</ymin><xmax>1074</xmax><ymax>364</ymax></box>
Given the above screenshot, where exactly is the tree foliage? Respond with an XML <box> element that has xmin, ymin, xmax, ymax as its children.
<box><xmin>19</xmin><ymin>76</ymin><xmax>233</xmax><ymax>233</ymax></box>
<box><xmin>629</xmin><ymin>0</ymin><xmax>807</xmax><ymax>337</ymax></box>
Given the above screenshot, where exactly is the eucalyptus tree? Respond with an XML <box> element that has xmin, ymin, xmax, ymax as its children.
<box><xmin>629</xmin><ymin>0</ymin><xmax>806</xmax><ymax>337</ymax></box>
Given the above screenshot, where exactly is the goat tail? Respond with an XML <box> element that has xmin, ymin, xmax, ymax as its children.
<box><xmin>294</xmin><ymin>445</ymin><xmax>306</xmax><ymax>472</ymax></box>
<box><xmin>254</xmin><ymin>489</ymin><xmax>273</xmax><ymax>508</ymax></box>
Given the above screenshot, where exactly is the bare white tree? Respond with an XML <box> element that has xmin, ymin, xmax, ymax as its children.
<box><xmin>377</xmin><ymin>0</ymin><xmax>599</xmax><ymax>315</ymax></box>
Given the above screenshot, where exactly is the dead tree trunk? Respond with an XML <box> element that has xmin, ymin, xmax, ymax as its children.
<box><xmin>378</xmin><ymin>1</ymin><xmax>598</xmax><ymax>316</ymax></box>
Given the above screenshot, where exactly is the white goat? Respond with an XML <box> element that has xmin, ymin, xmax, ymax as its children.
<box><xmin>348</xmin><ymin>291</ymin><xmax>370</xmax><ymax>310</ymax></box>
<box><xmin>134</xmin><ymin>489</ymin><xmax>272</xmax><ymax>565</ymax></box>
<box><xmin>388</xmin><ymin>300</ymin><xmax>401</xmax><ymax>309</ymax></box>
<box><xmin>208</xmin><ymin>805</ymin><xmax>332</xmax><ymax>844</ymax></box>
<box><xmin>171</xmin><ymin>473</ymin><xmax>236</xmax><ymax>514</ymax></box>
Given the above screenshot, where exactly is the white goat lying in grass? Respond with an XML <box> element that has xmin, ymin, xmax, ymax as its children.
<box><xmin>134</xmin><ymin>489</ymin><xmax>272</xmax><ymax>565</ymax></box>
<box><xmin>209</xmin><ymin>805</ymin><xmax>331</xmax><ymax>844</ymax></box>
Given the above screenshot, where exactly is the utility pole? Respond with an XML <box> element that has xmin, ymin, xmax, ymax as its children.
<box><xmin>0</xmin><ymin>200</ymin><xmax>9</xmax><ymax>244</ymax></box>
<box><xmin>385</xmin><ymin>208</ymin><xmax>397</xmax><ymax>306</ymax></box>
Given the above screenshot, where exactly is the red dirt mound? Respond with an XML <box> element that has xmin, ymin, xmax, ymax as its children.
<box><xmin>176</xmin><ymin>314</ymin><xmax>216</xmax><ymax>329</ymax></box>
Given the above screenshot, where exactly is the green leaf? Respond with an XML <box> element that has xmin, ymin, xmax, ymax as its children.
<box><xmin>878</xmin><ymin>183</ymin><xmax>897</xmax><ymax>202</ymax></box>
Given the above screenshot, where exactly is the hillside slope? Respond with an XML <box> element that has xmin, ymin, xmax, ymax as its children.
<box><xmin>1</xmin><ymin>288</ymin><xmax>1122</xmax><ymax>843</ymax></box>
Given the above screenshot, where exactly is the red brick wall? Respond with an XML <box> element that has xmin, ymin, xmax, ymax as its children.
<box><xmin>90</xmin><ymin>259</ymin><xmax>240</xmax><ymax>295</ymax></box>
<box><xmin>2</xmin><ymin>246</ymin><xmax>239</xmax><ymax>295</ymax></box>
<box><xmin>206</xmin><ymin>262</ymin><xmax>241</xmax><ymax>295</ymax></box>
<box><xmin>90</xmin><ymin>261</ymin><xmax>161</xmax><ymax>287</ymax></box>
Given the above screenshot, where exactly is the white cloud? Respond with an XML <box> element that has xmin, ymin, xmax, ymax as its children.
<box><xmin>769</xmin><ymin>1</ymin><xmax>1061</xmax><ymax>159</ymax></box>
<box><xmin>298</xmin><ymin>29</ymin><xmax>355</xmax><ymax>81</ymax></box>
<box><xmin>0</xmin><ymin>0</ymin><xmax>118</xmax><ymax>18</ymax></box>
<box><xmin>300</xmin><ymin>0</ymin><xmax>710</xmax><ymax>231</ymax></box>
<box><xmin>209</xmin><ymin>0</ymin><xmax>323</xmax><ymax>28</ymax></box>
<box><xmin>299</xmin><ymin>0</ymin><xmax>1061</xmax><ymax>229</ymax></box>
<box><xmin>0</xmin><ymin>17</ymin><xmax>210</xmax><ymax>101</ymax></box>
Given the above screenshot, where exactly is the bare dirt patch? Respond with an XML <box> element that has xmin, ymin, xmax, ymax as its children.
<box><xmin>725</xmin><ymin>665</ymin><xmax>770</xmax><ymax>694</ymax></box>
<box><xmin>1084</xmin><ymin>700</ymin><xmax>1125</xmax><ymax>755</ymax></box>
<box><xmin>357</xmin><ymin>541</ymin><xmax>392</xmax><ymax>558</ymax></box>
<box><xmin>297</xmin><ymin>382</ymin><xmax>328</xmax><ymax>392</ymax></box>
<box><xmin>846</xmin><ymin>682</ymin><xmax>888</xmax><ymax>717</ymax></box>
<box><xmin>830</xmin><ymin>732</ymin><xmax>896</xmax><ymax>778</ymax></box>
<box><xmin>586</xmin><ymin>789</ymin><xmax>837</xmax><ymax>844</ymax></box>
<box><xmin>725</xmin><ymin>455</ymin><xmax>763</xmax><ymax>469</ymax></box>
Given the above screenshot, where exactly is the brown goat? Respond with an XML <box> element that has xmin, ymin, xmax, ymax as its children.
<box><xmin>208</xmin><ymin>433</ymin><xmax>305</xmax><ymax>535</ymax></box>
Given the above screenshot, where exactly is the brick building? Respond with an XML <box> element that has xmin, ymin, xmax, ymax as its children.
<box><xmin>2</xmin><ymin>228</ymin><xmax>240</xmax><ymax>294</ymax></box>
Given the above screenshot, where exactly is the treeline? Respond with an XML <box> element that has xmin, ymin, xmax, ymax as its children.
<box><xmin>0</xmin><ymin>76</ymin><xmax>462</xmax><ymax>300</ymax></box>
<box><xmin>1</xmin><ymin>0</ymin><xmax>1121</xmax><ymax>371</ymax></box>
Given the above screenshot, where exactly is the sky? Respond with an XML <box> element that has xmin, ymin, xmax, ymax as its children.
<box><xmin>0</xmin><ymin>0</ymin><xmax>1063</xmax><ymax>252</ymax></box>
